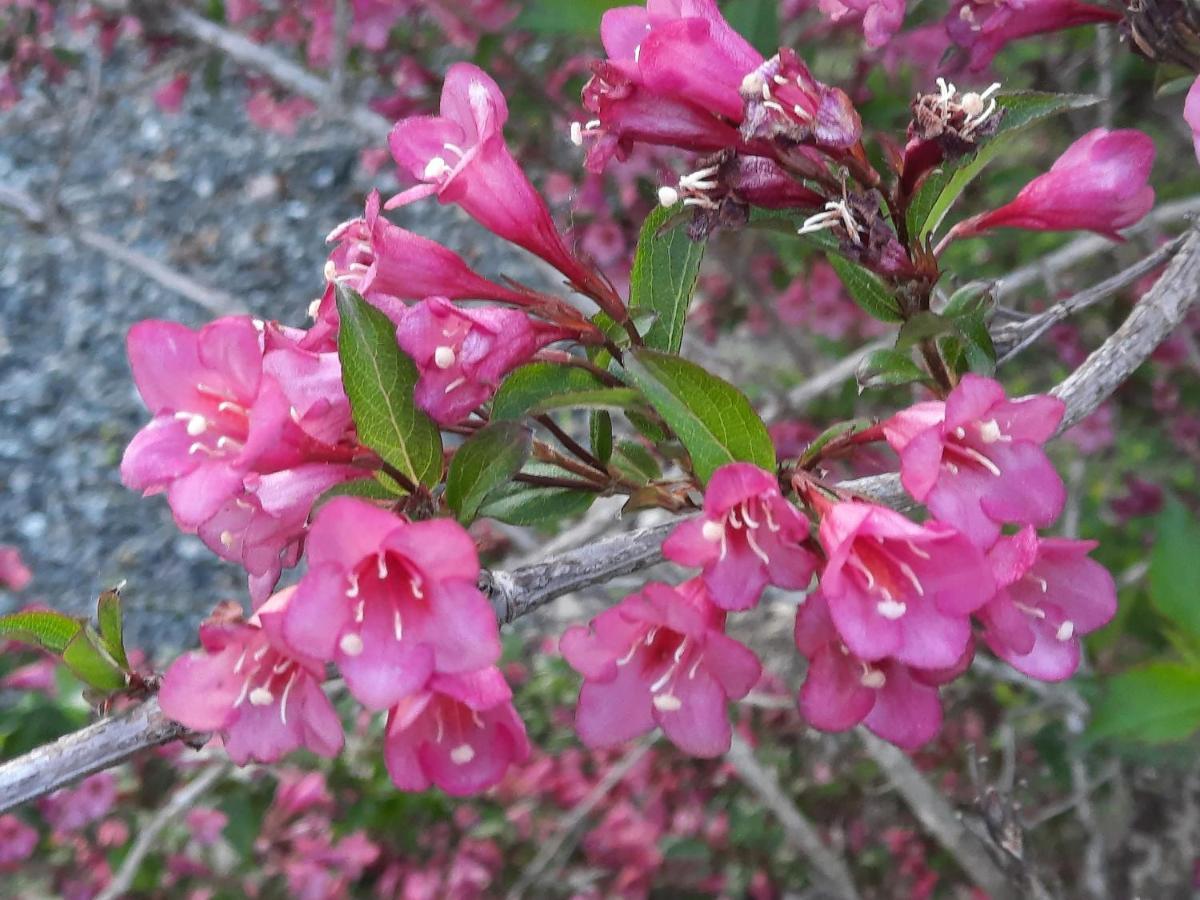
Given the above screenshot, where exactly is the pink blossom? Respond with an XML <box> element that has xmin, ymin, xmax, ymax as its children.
<box><xmin>795</xmin><ymin>590</ymin><xmax>967</xmax><ymax>748</ymax></box>
<box><xmin>384</xmin><ymin>668</ymin><xmax>530</xmax><ymax>796</ymax></box>
<box><xmin>662</xmin><ymin>463</ymin><xmax>817</xmax><ymax>610</ymax></box>
<box><xmin>185</xmin><ymin>808</ymin><xmax>228</xmax><ymax>846</ymax></box>
<box><xmin>282</xmin><ymin>498</ymin><xmax>501</xmax><ymax>711</ymax></box>
<box><xmin>1</xmin><ymin>656</ymin><xmax>57</xmax><ymax>694</ymax></box>
<box><xmin>946</xmin><ymin>0</ymin><xmax>1122</xmax><ymax>71</ymax></box>
<box><xmin>952</xmin><ymin>129</ymin><xmax>1154</xmax><ymax>240</ymax></box>
<box><xmin>1186</xmin><ymin>75</ymin><xmax>1200</xmax><ymax>165</ymax></box>
<box><xmin>819</xmin><ymin>0</ymin><xmax>906</xmax><ymax>48</ymax></box>
<box><xmin>0</xmin><ymin>814</ymin><xmax>38</xmax><ymax>870</ymax></box>
<box><xmin>884</xmin><ymin>374</ymin><xmax>1066</xmax><ymax>547</ymax></box>
<box><xmin>388</xmin><ymin>63</ymin><xmax>596</xmax><ymax>292</ymax></box>
<box><xmin>560</xmin><ymin>579</ymin><xmax>761</xmax><ymax>756</ymax></box>
<box><xmin>816</xmin><ymin>501</ymin><xmax>994</xmax><ymax>668</ymax></box>
<box><xmin>325</xmin><ymin>190</ymin><xmax>533</xmax><ymax>308</ymax></box>
<box><xmin>396</xmin><ymin>296</ymin><xmax>568</xmax><ymax>426</ymax></box>
<box><xmin>979</xmin><ymin>527</ymin><xmax>1116</xmax><ymax>681</ymax></box>
<box><xmin>0</xmin><ymin>545</ymin><xmax>32</xmax><ymax>590</ymax></box>
<box><xmin>245</xmin><ymin>90</ymin><xmax>316</xmax><ymax>135</ymax></box>
<box><xmin>739</xmin><ymin>49</ymin><xmax>862</xmax><ymax>150</ymax></box>
<box><xmin>39</xmin><ymin>772</ymin><xmax>117</xmax><ymax>834</ymax></box>
<box><xmin>158</xmin><ymin>590</ymin><xmax>344</xmax><ymax>765</ymax></box>
<box><xmin>153</xmin><ymin>72</ymin><xmax>190</xmax><ymax>113</ymax></box>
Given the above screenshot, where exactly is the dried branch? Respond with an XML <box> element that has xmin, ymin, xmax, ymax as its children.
<box><xmin>725</xmin><ymin>734</ymin><xmax>861</xmax><ymax>900</ymax></box>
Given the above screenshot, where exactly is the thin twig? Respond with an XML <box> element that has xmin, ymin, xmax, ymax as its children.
<box><xmin>725</xmin><ymin>734</ymin><xmax>860</xmax><ymax>899</ymax></box>
<box><xmin>95</xmin><ymin>761</ymin><xmax>230</xmax><ymax>900</ymax></box>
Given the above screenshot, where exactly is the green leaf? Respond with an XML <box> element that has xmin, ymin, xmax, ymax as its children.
<box><xmin>797</xmin><ymin>419</ymin><xmax>872</xmax><ymax>466</ymax></box>
<box><xmin>477</xmin><ymin>464</ymin><xmax>596</xmax><ymax>525</ymax></box>
<box><xmin>895</xmin><ymin>312</ymin><xmax>955</xmax><ymax>350</ymax></box>
<box><xmin>515</xmin><ymin>0</ymin><xmax>624</xmax><ymax>33</ymax></box>
<box><xmin>1089</xmin><ymin>663</ymin><xmax>1200</xmax><ymax>743</ymax></box>
<box><xmin>856</xmin><ymin>349</ymin><xmax>929</xmax><ymax>390</ymax></box>
<box><xmin>532</xmin><ymin>388</ymin><xmax>644</xmax><ymax>414</ymax></box>
<box><xmin>317</xmin><ymin>475</ymin><xmax>404</xmax><ymax>509</ymax></box>
<box><xmin>955</xmin><ymin>311</ymin><xmax>997</xmax><ymax>375</ymax></box>
<box><xmin>629</xmin><ymin>204</ymin><xmax>707</xmax><ymax>354</ymax></box>
<box><xmin>622</xmin><ymin>348</ymin><xmax>775</xmax><ymax>484</ymax></box>
<box><xmin>1149</xmin><ymin>500</ymin><xmax>1200</xmax><ymax>640</ymax></box>
<box><xmin>826</xmin><ymin>254</ymin><xmax>904</xmax><ymax>323</ymax></box>
<box><xmin>908</xmin><ymin>91</ymin><xmax>1099</xmax><ymax>241</ymax></box>
<box><xmin>590</xmin><ymin>411</ymin><xmax>613</xmax><ymax>465</ymax></box>
<box><xmin>62</xmin><ymin>628</ymin><xmax>127</xmax><ymax>693</ymax></box>
<box><xmin>336</xmin><ymin>287</ymin><xmax>442</xmax><ymax>487</ymax></box>
<box><xmin>0</xmin><ymin>610</ymin><xmax>83</xmax><ymax>654</ymax></box>
<box><xmin>721</xmin><ymin>0</ymin><xmax>779</xmax><ymax>58</ymax></box>
<box><xmin>446</xmin><ymin>422</ymin><xmax>531</xmax><ymax>524</ymax></box>
<box><xmin>611</xmin><ymin>440</ymin><xmax>662</xmax><ymax>483</ymax></box>
<box><xmin>938</xmin><ymin>281</ymin><xmax>996</xmax><ymax>319</ymax></box>
<box><xmin>96</xmin><ymin>590</ymin><xmax>130</xmax><ymax>672</ymax></box>
<box><xmin>492</xmin><ymin>363</ymin><xmax>609</xmax><ymax>422</ymax></box>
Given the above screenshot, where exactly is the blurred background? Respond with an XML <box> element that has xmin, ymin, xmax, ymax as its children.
<box><xmin>3</xmin><ymin>1</ymin><xmax>1200</xmax><ymax>897</ymax></box>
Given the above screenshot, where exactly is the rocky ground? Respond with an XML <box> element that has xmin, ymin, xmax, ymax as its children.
<box><xmin>0</xmin><ymin>53</ymin><xmax>545</xmax><ymax>650</ymax></box>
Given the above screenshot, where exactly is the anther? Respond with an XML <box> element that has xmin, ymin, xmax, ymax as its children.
<box><xmin>1055</xmin><ymin>620</ymin><xmax>1075</xmax><ymax>641</ymax></box>
<box><xmin>860</xmin><ymin>668</ymin><xmax>887</xmax><ymax>689</ymax></box>
<box><xmin>653</xmin><ymin>694</ymin><xmax>682</xmax><ymax>711</ymax></box>
<box><xmin>339</xmin><ymin>633</ymin><xmax>364</xmax><ymax>656</ymax></box>
<box><xmin>423</xmin><ymin>156</ymin><xmax>449</xmax><ymax>180</ymax></box>
<box><xmin>658</xmin><ymin>185</ymin><xmax>680</xmax><ymax>207</ymax></box>
<box><xmin>249</xmin><ymin>687</ymin><xmax>274</xmax><ymax>706</ymax></box>
<box><xmin>701</xmin><ymin>520</ymin><xmax>724</xmax><ymax>542</ymax></box>
<box><xmin>434</xmin><ymin>346</ymin><xmax>456</xmax><ymax>369</ymax></box>
<box><xmin>451</xmin><ymin>744</ymin><xmax>476</xmax><ymax>765</ymax></box>
<box><xmin>978</xmin><ymin>419</ymin><xmax>1002</xmax><ymax>443</ymax></box>
<box><xmin>877</xmin><ymin>599</ymin><xmax>908</xmax><ymax>620</ymax></box>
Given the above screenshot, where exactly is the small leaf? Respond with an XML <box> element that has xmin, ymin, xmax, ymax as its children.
<box><xmin>96</xmin><ymin>590</ymin><xmax>130</xmax><ymax>672</ymax></box>
<box><xmin>531</xmin><ymin>388</ymin><xmax>644</xmax><ymax>414</ymax></box>
<box><xmin>622</xmin><ymin>348</ymin><xmax>775</xmax><ymax>485</ymax></box>
<box><xmin>336</xmin><ymin>287</ymin><xmax>443</xmax><ymax>487</ymax></box>
<box><xmin>629</xmin><ymin>204</ymin><xmax>708</xmax><ymax>354</ymax></box>
<box><xmin>1089</xmin><ymin>662</ymin><xmax>1200</xmax><ymax>743</ymax></box>
<box><xmin>477</xmin><ymin>464</ymin><xmax>596</xmax><ymax>525</ymax></box>
<box><xmin>938</xmin><ymin>281</ymin><xmax>996</xmax><ymax>319</ymax></box>
<box><xmin>590</xmin><ymin>411</ymin><xmax>613</xmax><ymax>465</ymax></box>
<box><xmin>896</xmin><ymin>312</ymin><xmax>955</xmax><ymax>350</ymax></box>
<box><xmin>955</xmin><ymin>311</ymin><xmax>997</xmax><ymax>375</ymax></box>
<box><xmin>316</xmin><ymin>475</ymin><xmax>404</xmax><ymax>509</ymax></box>
<box><xmin>1149</xmin><ymin>500</ymin><xmax>1200</xmax><ymax>640</ymax></box>
<box><xmin>611</xmin><ymin>440</ymin><xmax>662</xmax><ymax>483</ymax></box>
<box><xmin>492</xmin><ymin>363</ymin><xmax>609</xmax><ymax>422</ymax></box>
<box><xmin>446</xmin><ymin>422</ymin><xmax>531</xmax><ymax>524</ymax></box>
<box><xmin>0</xmin><ymin>610</ymin><xmax>83</xmax><ymax>654</ymax></box>
<box><xmin>826</xmin><ymin>255</ymin><xmax>904</xmax><ymax>323</ymax></box>
<box><xmin>515</xmin><ymin>0</ymin><xmax>624</xmax><ymax>33</ymax></box>
<box><xmin>856</xmin><ymin>349</ymin><xmax>929</xmax><ymax>391</ymax></box>
<box><xmin>908</xmin><ymin>91</ymin><xmax>1099</xmax><ymax>241</ymax></box>
<box><xmin>797</xmin><ymin>419</ymin><xmax>872</xmax><ymax>466</ymax></box>
<box><xmin>61</xmin><ymin>628</ymin><xmax>127</xmax><ymax>693</ymax></box>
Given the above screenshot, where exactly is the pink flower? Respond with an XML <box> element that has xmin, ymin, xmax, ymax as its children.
<box><xmin>884</xmin><ymin>374</ymin><xmax>1066</xmax><ymax>548</ymax></box>
<box><xmin>560</xmin><ymin>579</ymin><xmax>761</xmax><ymax>756</ymax></box>
<box><xmin>0</xmin><ymin>545</ymin><xmax>32</xmax><ymax>591</ymax></box>
<box><xmin>282</xmin><ymin>498</ymin><xmax>501</xmax><ymax>711</ymax></box>
<box><xmin>951</xmin><ymin>129</ymin><xmax>1154</xmax><ymax>241</ymax></box>
<box><xmin>817</xmin><ymin>501</ymin><xmax>994</xmax><ymax>668</ymax></box>
<box><xmin>979</xmin><ymin>527</ymin><xmax>1116</xmax><ymax>681</ymax></box>
<box><xmin>387</xmin><ymin>63</ymin><xmax>595</xmax><ymax>292</ymax></box>
<box><xmin>153</xmin><ymin>73</ymin><xmax>190</xmax><ymax>114</ymax></box>
<box><xmin>158</xmin><ymin>590</ymin><xmax>344</xmax><ymax>765</ymax></box>
<box><xmin>384</xmin><ymin>668</ymin><xmax>530</xmax><ymax>796</ymax></box>
<box><xmin>38</xmin><ymin>772</ymin><xmax>117</xmax><ymax>834</ymax></box>
<box><xmin>946</xmin><ymin>0</ymin><xmax>1121</xmax><ymax>71</ymax></box>
<box><xmin>662</xmin><ymin>463</ymin><xmax>817</xmax><ymax>611</ymax></box>
<box><xmin>795</xmin><ymin>591</ymin><xmax>968</xmax><ymax>748</ymax></box>
<box><xmin>819</xmin><ymin>0</ymin><xmax>906</xmax><ymax>48</ymax></box>
<box><xmin>739</xmin><ymin>49</ymin><xmax>862</xmax><ymax>150</ymax></box>
<box><xmin>325</xmin><ymin>190</ymin><xmax>533</xmax><ymax>309</ymax></box>
<box><xmin>396</xmin><ymin>296</ymin><xmax>568</xmax><ymax>426</ymax></box>
<box><xmin>185</xmin><ymin>808</ymin><xmax>228</xmax><ymax>846</ymax></box>
<box><xmin>1185</xmin><ymin>75</ymin><xmax>1200</xmax><ymax>165</ymax></box>
<box><xmin>0</xmin><ymin>814</ymin><xmax>37</xmax><ymax>870</ymax></box>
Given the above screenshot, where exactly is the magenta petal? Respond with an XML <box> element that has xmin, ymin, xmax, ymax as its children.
<box><xmin>222</xmin><ymin>700</ymin><xmax>300</xmax><ymax>765</ymax></box>
<box><xmin>296</xmin><ymin>679</ymin><xmax>345</xmax><ymax>758</ymax></box>
<box><xmin>126</xmin><ymin>320</ymin><xmax>206</xmax><ymax>412</ymax></box>
<box><xmin>120</xmin><ymin>417</ymin><xmax>198</xmax><ymax>491</ymax></box>
<box><xmin>886</xmin><ymin>595</ymin><xmax>973</xmax><ymax>670</ymax></box>
<box><xmin>925</xmin><ymin>469</ymin><xmax>1002</xmax><ymax>549</ymax></box>
<box><xmin>158</xmin><ymin>649</ymin><xmax>241</xmax><ymax>732</ymax></box>
<box><xmin>703</xmin><ymin>463</ymin><xmax>778</xmax><ymax>513</ymax></box>
<box><xmin>282</xmin><ymin>563</ymin><xmax>353</xmax><ymax>659</ymax></box>
<box><xmin>702</xmin><ymin>631</ymin><xmax>762</xmax><ymax>699</ymax></box>
<box><xmin>898</xmin><ymin>426</ymin><xmax>946</xmax><ymax>501</ymax></box>
<box><xmin>980</xmin><ymin>593</ymin><xmax>1037</xmax><ymax>657</ymax></box>
<box><xmin>386</xmin><ymin>518</ymin><xmax>480</xmax><ymax>583</ymax></box>
<box><xmin>662</xmin><ymin>517</ymin><xmax>721</xmax><ymax>568</ymax></box>
<box><xmin>978</xmin><ymin>442</ymin><xmax>1065</xmax><ymax>528</ymax></box>
<box><xmin>863</xmin><ymin>665</ymin><xmax>943</xmax><ymax>750</ymax></box>
<box><xmin>421</xmin><ymin>580</ymin><xmax>502</xmax><ymax>674</ymax></box>
<box><xmin>574</xmin><ymin>665</ymin><xmax>656</xmax><ymax>749</ymax></box>
<box><xmin>337</xmin><ymin>602</ymin><xmax>433</xmax><ymax>711</ymax></box>
<box><xmin>702</xmin><ymin>536</ymin><xmax>768</xmax><ymax>611</ymax></box>
<box><xmin>166</xmin><ymin>464</ymin><xmax>246</xmax><ymax>528</ymax></box>
<box><xmin>654</xmin><ymin>670</ymin><xmax>732</xmax><ymax>757</ymax></box>
<box><xmin>304</xmin><ymin>497</ymin><xmax>403</xmax><ymax>569</ymax></box>
<box><xmin>825</xmin><ymin>581</ymin><xmax>903</xmax><ymax>661</ymax></box>
<box><xmin>799</xmin><ymin>647</ymin><xmax>873</xmax><ymax>733</ymax></box>
<box><xmin>993</xmin><ymin>395</ymin><xmax>1065</xmax><ymax>442</ymax></box>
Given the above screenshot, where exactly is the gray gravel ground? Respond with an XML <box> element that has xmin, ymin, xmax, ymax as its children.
<box><xmin>0</xmin><ymin>54</ymin><xmax>543</xmax><ymax>650</ymax></box>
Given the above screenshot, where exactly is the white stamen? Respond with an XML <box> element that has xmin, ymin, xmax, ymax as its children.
<box><xmin>249</xmin><ymin>687</ymin><xmax>274</xmax><ymax>706</ymax></box>
<box><xmin>569</xmin><ymin>121</ymin><xmax>583</xmax><ymax>146</ymax></box>
<box><xmin>740</xmin><ymin>502</ymin><xmax>761</xmax><ymax>529</ymax></box>
<box><xmin>848</xmin><ymin>555</ymin><xmax>877</xmax><ymax>590</ymax></box>
<box><xmin>188</xmin><ymin>442</ymin><xmax>215</xmax><ymax>456</ymax></box>
<box><xmin>339</xmin><ymin>633</ymin><xmax>364</xmax><ymax>656</ymax></box>
<box><xmin>905</xmin><ymin>540</ymin><xmax>931</xmax><ymax>560</ymax></box>
<box><xmin>253</xmin><ymin>644</ymin><xmax>270</xmax><ymax>661</ymax></box>
<box><xmin>897</xmin><ymin>560</ymin><xmax>925</xmax><ymax>597</ymax></box>
<box><xmin>678</xmin><ymin>165</ymin><xmax>720</xmax><ymax>191</ymax></box>
<box><xmin>410</xmin><ymin>575</ymin><xmax>424</xmax><ymax>599</ymax></box>
<box><xmin>645</xmin><ymin>627</ymin><xmax>659</xmax><ymax>646</ymax></box>
<box><xmin>217</xmin><ymin>401</ymin><xmax>244</xmax><ymax>414</ymax></box>
<box><xmin>288</xmin><ymin>407</ymin><xmax>302</xmax><ymax>425</ymax></box>
<box><xmin>442</xmin><ymin>141</ymin><xmax>465</xmax><ymax>158</ymax></box>
<box><xmin>673</xmin><ymin>639</ymin><xmax>689</xmax><ymax>664</ymax></box>
<box><xmin>962</xmin><ymin>446</ymin><xmax>1002</xmax><ymax>476</ymax></box>
<box><xmin>279</xmin><ymin>671</ymin><xmax>297</xmax><ymax>726</ymax></box>
<box><xmin>175</xmin><ymin>412</ymin><xmax>208</xmax><ymax>436</ymax></box>
<box><xmin>745</xmin><ymin>527</ymin><xmax>771</xmax><ymax>566</ymax></box>
<box><xmin>762</xmin><ymin>99</ymin><xmax>785</xmax><ymax>114</ymax></box>
<box><xmin>687</xmin><ymin>657</ymin><xmax>701</xmax><ymax>679</ymax></box>
<box><xmin>435</xmin><ymin>710</ymin><xmax>445</xmax><ymax>743</ymax></box>
<box><xmin>657</xmin><ymin>185</ymin><xmax>680</xmax><ymax>207</ymax></box>
<box><xmin>792</xmin><ymin>104</ymin><xmax>811</xmax><ymax>121</ymax></box>
<box><xmin>1015</xmin><ymin>601</ymin><xmax>1047</xmax><ymax>619</ymax></box>
<box><xmin>354</xmin><ymin>599</ymin><xmax>365</xmax><ymax>623</ymax></box>
<box><xmin>233</xmin><ymin>649</ymin><xmax>248</xmax><ymax>675</ymax></box>
<box><xmin>394</xmin><ymin>609</ymin><xmax>404</xmax><ymax>642</ymax></box>
<box><xmin>978</xmin><ymin>419</ymin><xmax>1002</xmax><ymax>444</ymax></box>
<box><xmin>216</xmin><ymin>531</ymin><xmax>234</xmax><ymax>550</ymax></box>
<box><xmin>346</xmin><ymin>573</ymin><xmax>360</xmax><ymax>598</ymax></box>
<box><xmin>451</xmin><ymin>743</ymin><xmax>476</xmax><ymax>765</ymax></box>
<box><xmin>653</xmin><ymin>694</ymin><xmax>682</xmax><ymax>712</ymax></box>
<box><xmin>649</xmin><ymin>661</ymin><xmax>679</xmax><ymax>693</ymax></box>
<box><xmin>309</xmin><ymin>297</ymin><xmax>323</xmax><ymax>318</ymax></box>
<box><xmin>1055</xmin><ymin>620</ymin><xmax>1075</xmax><ymax>642</ymax></box>
<box><xmin>860</xmin><ymin>668</ymin><xmax>887</xmax><ymax>689</ymax></box>
<box><xmin>740</xmin><ymin>71</ymin><xmax>764</xmax><ymax>95</ymax></box>
<box><xmin>763</xmin><ymin>503</ymin><xmax>781</xmax><ymax>532</ymax></box>
<box><xmin>701</xmin><ymin>520</ymin><xmax>724</xmax><ymax>542</ymax></box>
<box><xmin>616</xmin><ymin>640</ymin><xmax>640</xmax><ymax>666</ymax></box>
<box><xmin>444</xmin><ymin>376</ymin><xmax>467</xmax><ymax>394</ymax></box>
<box><xmin>761</xmin><ymin>82</ymin><xmax>772</xmax><ymax>100</ymax></box>
<box><xmin>953</xmin><ymin>426</ymin><xmax>966</xmax><ymax>439</ymax></box>
<box><xmin>434</xmin><ymin>346</ymin><xmax>456</xmax><ymax>369</ymax></box>
<box><xmin>423</xmin><ymin>156</ymin><xmax>449</xmax><ymax>180</ymax></box>
<box><xmin>773</xmin><ymin>73</ymin><xmax>789</xmax><ymax>85</ymax></box>
<box><xmin>216</xmin><ymin>436</ymin><xmax>242</xmax><ymax>451</ymax></box>
<box><xmin>1031</xmin><ymin>575</ymin><xmax>1049</xmax><ymax>592</ymax></box>
<box><xmin>377</xmin><ymin>554</ymin><xmax>388</xmax><ymax>579</ymax></box>
<box><xmin>323</xmin><ymin>261</ymin><xmax>338</xmax><ymax>283</ymax></box>
<box><xmin>728</xmin><ymin>508</ymin><xmax>742</xmax><ymax>529</ymax></box>
<box><xmin>877</xmin><ymin>599</ymin><xmax>908</xmax><ymax>620</ymax></box>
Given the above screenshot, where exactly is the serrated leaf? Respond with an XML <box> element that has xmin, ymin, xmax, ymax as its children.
<box><xmin>336</xmin><ymin>287</ymin><xmax>442</xmax><ymax>488</ymax></box>
<box><xmin>629</xmin><ymin>204</ymin><xmax>708</xmax><ymax>353</ymax></box>
<box><xmin>611</xmin><ymin>440</ymin><xmax>662</xmax><ymax>483</ymax></box>
<box><xmin>446</xmin><ymin>422</ymin><xmax>531</xmax><ymax>524</ymax></box>
<box><xmin>622</xmin><ymin>348</ymin><xmax>775</xmax><ymax>485</ymax></box>
<box><xmin>896</xmin><ymin>312</ymin><xmax>955</xmax><ymax>350</ymax></box>
<box><xmin>590</xmin><ymin>411</ymin><xmax>613</xmax><ymax>465</ymax></box>
<box><xmin>1089</xmin><ymin>663</ymin><xmax>1200</xmax><ymax>743</ymax></box>
<box><xmin>532</xmin><ymin>388</ymin><xmax>644</xmax><ymax>414</ymax></box>
<box><xmin>956</xmin><ymin>311</ymin><xmax>997</xmax><ymax>375</ymax></box>
<box><xmin>826</xmin><ymin>254</ymin><xmax>904</xmax><ymax>323</ymax></box>
<box><xmin>0</xmin><ymin>610</ymin><xmax>83</xmax><ymax>654</ymax></box>
<box><xmin>62</xmin><ymin>628</ymin><xmax>127</xmax><ymax>693</ymax></box>
<box><xmin>96</xmin><ymin>590</ymin><xmax>130</xmax><ymax>671</ymax></box>
<box><xmin>492</xmin><ymin>363</ymin><xmax>609</xmax><ymax>421</ymax></box>
<box><xmin>938</xmin><ymin>281</ymin><xmax>996</xmax><ymax>319</ymax></box>
<box><xmin>797</xmin><ymin>419</ymin><xmax>872</xmax><ymax>466</ymax></box>
<box><xmin>856</xmin><ymin>349</ymin><xmax>929</xmax><ymax>390</ymax></box>
<box><xmin>477</xmin><ymin>463</ymin><xmax>596</xmax><ymax>525</ymax></box>
<box><xmin>594</xmin><ymin>309</ymin><xmax>662</xmax><ymax>350</ymax></box>
<box><xmin>908</xmin><ymin>91</ymin><xmax>1099</xmax><ymax>241</ymax></box>
<box><xmin>1149</xmin><ymin>500</ymin><xmax>1200</xmax><ymax>640</ymax></box>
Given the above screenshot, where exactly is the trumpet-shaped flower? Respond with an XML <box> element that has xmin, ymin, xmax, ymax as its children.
<box><xmin>560</xmin><ymin>579</ymin><xmax>761</xmax><ymax>756</ymax></box>
<box><xmin>282</xmin><ymin>498</ymin><xmax>501</xmax><ymax>711</ymax></box>
<box><xmin>662</xmin><ymin>463</ymin><xmax>817</xmax><ymax>610</ymax></box>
